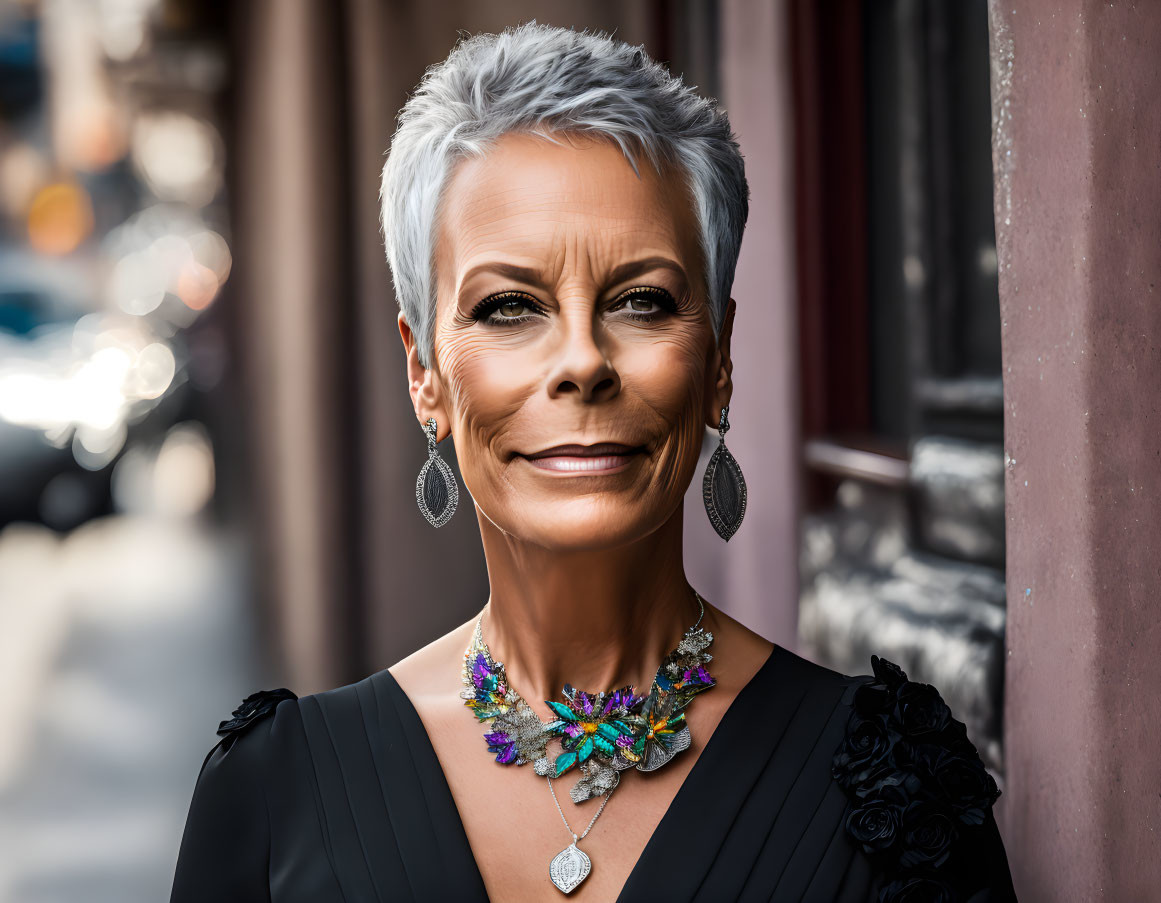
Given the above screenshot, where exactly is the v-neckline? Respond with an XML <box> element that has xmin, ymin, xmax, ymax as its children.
<box><xmin>378</xmin><ymin>642</ymin><xmax>784</xmax><ymax>902</ymax></box>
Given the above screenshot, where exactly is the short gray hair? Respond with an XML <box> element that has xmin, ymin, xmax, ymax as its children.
<box><xmin>380</xmin><ymin>21</ymin><xmax>750</xmax><ymax>369</ymax></box>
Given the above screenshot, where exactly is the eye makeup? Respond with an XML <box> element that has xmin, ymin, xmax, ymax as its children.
<box><xmin>468</xmin><ymin>290</ymin><xmax>544</xmax><ymax>326</ymax></box>
<box><xmin>607</xmin><ymin>285</ymin><xmax>679</xmax><ymax>322</ymax></box>
<box><xmin>469</xmin><ymin>285</ymin><xmax>680</xmax><ymax>328</ymax></box>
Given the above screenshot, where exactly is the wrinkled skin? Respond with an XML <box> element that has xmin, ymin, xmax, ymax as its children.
<box><xmin>397</xmin><ymin>131</ymin><xmax>738</xmax><ymax>699</ymax></box>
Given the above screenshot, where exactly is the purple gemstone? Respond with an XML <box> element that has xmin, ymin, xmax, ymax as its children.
<box><xmin>564</xmin><ymin>723</ymin><xmax>584</xmax><ymax>739</ymax></box>
<box><xmin>615</xmin><ymin>734</ymin><xmax>633</xmax><ymax>748</ymax></box>
<box><xmin>472</xmin><ymin>655</ymin><xmax>490</xmax><ymax>687</ymax></box>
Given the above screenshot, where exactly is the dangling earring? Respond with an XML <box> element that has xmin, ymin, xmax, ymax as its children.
<box><xmin>703</xmin><ymin>405</ymin><xmax>747</xmax><ymax>541</ymax></box>
<box><xmin>416</xmin><ymin>417</ymin><xmax>459</xmax><ymax>527</ymax></box>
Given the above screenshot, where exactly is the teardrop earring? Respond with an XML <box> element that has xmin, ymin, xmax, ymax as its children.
<box><xmin>416</xmin><ymin>417</ymin><xmax>459</xmax><ymax>528</ymax></box>
<box><xmin>702</xmin><ymin>405</ymin><xmax>747</xmax><ymax>541</ymax></box>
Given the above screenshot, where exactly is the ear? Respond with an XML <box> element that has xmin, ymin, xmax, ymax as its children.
<box><xmin>705</xmin><ymin>297</ymin><xmax>736</xmax><ymax>428</ymax></box>
<box><xmin>398</xmin><ymin>311</ymin><xmax>453</xmax><ymax>441</ymax></box>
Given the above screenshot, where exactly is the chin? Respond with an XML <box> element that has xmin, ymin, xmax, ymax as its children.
<box><xmin>494</xmin><ymin>496</ymin><xmax>673</xmax><ymax>552</ymax></box>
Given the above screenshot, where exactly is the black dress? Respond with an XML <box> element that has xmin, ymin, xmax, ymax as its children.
<box><xmin>170</xmin><ymin>644</ymin><xmax>1016</xmax><ymax>902</ymax></box>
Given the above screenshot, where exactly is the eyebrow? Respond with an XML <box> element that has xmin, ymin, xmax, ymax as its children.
<box><xmin>458</xmin><ymin>256</ymin><xmax>688</xmax><ymax>294</ymax></box>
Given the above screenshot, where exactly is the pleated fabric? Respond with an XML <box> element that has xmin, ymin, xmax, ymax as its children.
<box><xmin>617</xmin><ymin>646</ymin><xmax>873</xmax><ymax>902</ymax></box>
<box><xmin>170</xmin><ymin>644</ymin><xmax>1013</xmax><ymax>902</ymax></box>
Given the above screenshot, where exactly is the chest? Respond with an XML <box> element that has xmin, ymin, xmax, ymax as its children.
<box><xmin>417</xmin><ymin>694</ymin><xmax>730</xmax><ymax>901</ymax></box>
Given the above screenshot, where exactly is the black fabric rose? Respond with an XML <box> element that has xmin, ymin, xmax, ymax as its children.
<box><xmin>832</xmin><ymin>655</ymin><xmax>1002</xmax><ymax>902</ymax></box>
<box><xmin>853</xmin><ymin>679</ymin><xmax>895</xmax><ymax>718</ymax></box>
<box><xmin>898</xmin><ymin>800</ymin><xmax>957</xmax><ymax>868</ymax></box>
<box><xmin>217</xmin><ymin>687</ymin><xmax>298</xmax><ymax>737</ymax></box>
<box><xmin>833</xmin><ymin>712</ymin><xmax>894</xmax><ymax>790</ymax></box>
<box><xmin>847</xmin><ymin>801</ymin><xmax>901</xmax><ymax>854</ymax></box>
<box><xmin>878</xmin><ymin>875</ymin><xmax>955</xmax><ymax>903</ymax></box>
<box><xmin>871</xmin><ymin>654</ymin><xmax>907</xmax><ymax>688</ymax></box>
<box><xmin>931</xmin><ymin>748</ymin><xmax>1001</xmax><ymax>826</ymax></box>
<box><xmin>856</xmin><ymin>763</ymin><xmax>923</xmax><ymax>806</ymax></box>
<box><xmin>895</xmin><ymin>681</ymin><xmax>952</xmax><ymax>738</ymax></box>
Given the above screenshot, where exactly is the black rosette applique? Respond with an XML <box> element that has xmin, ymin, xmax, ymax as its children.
<box><xmin>217</xmin><ymin>687</ymin><xmax>297</xmax><ymax>738</ymax></box>
<box><xmin>832</xmin><ymin>656</ymin><xmax>1000</xmax><ymax>903</ymax></box>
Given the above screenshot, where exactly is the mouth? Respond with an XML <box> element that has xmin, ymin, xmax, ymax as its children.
<box><xmin>518</xmin><ymin>442</ymin><xmax>647</xmax><ymax>475</ymax></box>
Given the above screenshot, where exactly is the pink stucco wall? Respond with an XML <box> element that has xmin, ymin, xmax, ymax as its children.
<box><xmin>685</xmin><ymin>0</ymin><xmax>801</xmax><ymax>651</ymax></box>
<box><xmin>989</xmin><ymin>2</ymin><xmax>1161</xmax><ymax>898</ymax></box>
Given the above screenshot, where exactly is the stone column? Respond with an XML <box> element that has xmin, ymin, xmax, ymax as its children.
<box><xmin>989</xmin><ymin>2</ymin><xmax>1161</xmax><ymax>898</ymax></box>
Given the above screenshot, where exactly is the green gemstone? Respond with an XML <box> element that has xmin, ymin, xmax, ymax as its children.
<box><xmin>554</xmin><ymin>751</ymin><xmax>578</xmax><ymax>775</ymax></box>
<box><xmin>592</xmin><ymin>735</ymin><xmax>616</xmax><ymax>756</ymax></box>
<box><xmin>546</xmin><ymin>700</ymin><xmax>578</xmax><ymax>722</ymax></box>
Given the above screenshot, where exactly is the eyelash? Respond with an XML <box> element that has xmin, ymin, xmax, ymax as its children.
<box><xmin>469</xmin><ymin>286</ymin><xmax>679</xmax><ymax>327</ymax></box>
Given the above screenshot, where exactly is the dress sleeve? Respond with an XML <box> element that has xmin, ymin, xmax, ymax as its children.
<box><xmin>832</xmin><ymin>657</ymin><xmax>1017</xmax><ymax>902</ymax></box>
<box><xmin>170</xmin><ymin>689</ymin><xmax>295</xmax><ymax>903</ymax></box>
<box><xmin>961</xmin><ymin>808</ymin><xmax>1018</xmax><ymax>902</ymax></box>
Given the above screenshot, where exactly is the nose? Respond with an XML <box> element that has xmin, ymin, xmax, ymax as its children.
<box><xmin>546</xmin><ymin>307</ymin><xmax>620</xmax><ymax>402</ymax></box>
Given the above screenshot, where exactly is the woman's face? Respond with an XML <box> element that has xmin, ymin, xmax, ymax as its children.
<box><xmin>401</xmin><ymin>132</ymin><xmax>735</xmax><ymax>551</ymax></box>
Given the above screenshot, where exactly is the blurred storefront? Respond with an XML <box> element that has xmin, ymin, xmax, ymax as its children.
<box><xmin>791</xmin><ymin>0</ymin><xmax>1007</xmax><ymax>780</ymax></box>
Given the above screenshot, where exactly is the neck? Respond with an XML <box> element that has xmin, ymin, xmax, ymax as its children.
<box><xmin>476</xmin><ymin>506</ymin><xmax>700</xmax><ymax>716</ymax></box>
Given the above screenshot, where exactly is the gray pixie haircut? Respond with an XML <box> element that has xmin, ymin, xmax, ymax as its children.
<box><xmin>380</xmin><ymin>21</ymin><xmax>750</xmax><ymax>369</ymax></box>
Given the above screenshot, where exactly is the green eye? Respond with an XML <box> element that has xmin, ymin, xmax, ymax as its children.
<box><xmin>469</xmin><ymin>291</ymin><xmax>543</xmax><ymax>326</ymax></box>
<box><xmin>497</xmin><ymin>299</ymin><xmax>528</xmax><ymax>318</ymax></box>
<box><xmin>611</xmin><ymin>286</ymin><xmax>678</xmax><ymax>320</ymax></box>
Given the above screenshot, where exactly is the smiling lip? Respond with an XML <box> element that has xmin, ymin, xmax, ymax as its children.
<box><xmin>520</xmin><ymin>442</ymin><xmax>646</xmax><ymax>474</ymax></box>
<box><xmin>523</xmin><ymin>442</ymin><xmax>645</xmax><ymax>459</ymax></box>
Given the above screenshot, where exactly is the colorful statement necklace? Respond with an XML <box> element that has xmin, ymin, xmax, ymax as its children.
<box><xmin>459</xmin><ymin>590</ymin><xmax>716</xmax><ymax>894</ymax></box>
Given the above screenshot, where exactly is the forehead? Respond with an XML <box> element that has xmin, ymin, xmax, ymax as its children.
<box><xmin>436</xmin><ymin>132</ymin><xmax>698</xmax><ymax>284</ymax></box>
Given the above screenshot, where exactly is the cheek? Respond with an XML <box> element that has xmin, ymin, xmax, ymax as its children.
<box><xmin>437</xmin><ymin>334</ymin><xmax>533</xmax><ymax>470</ymax></box>
<box><xmin>620</xmin><ymin>332</ymin><xmax>712</xmax><ymax>496</ymax></box>
<box><xmin>626</xmin><ymin>332</ymin><xmax>709</xmax><ymax>429</ymax></box>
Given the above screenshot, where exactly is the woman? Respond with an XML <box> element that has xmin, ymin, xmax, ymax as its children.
<box><xmin>171</xmin><ymin>23</ymin><xmax>1015</xmax><ymax>902</ymax></box>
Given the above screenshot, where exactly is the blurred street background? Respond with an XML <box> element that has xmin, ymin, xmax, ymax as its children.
<box><xmin>0</xmin><ymin>2</ymin><xmax>256</xmax><ymax>899</ymax></box>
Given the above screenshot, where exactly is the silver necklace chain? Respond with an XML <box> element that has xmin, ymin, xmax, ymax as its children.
<box><xmin>547</xmin><ymin>774</ymin><xmax>616</xmax><ymax>843</ymax></box>
<box><xmin>542</xmin><ymin>587</ymin><xmax>703</xmax><ymax>846</ymax></box>
<box><xmin>472</xmin><ymin>587</ymin><xmax>707</xmax><ymax>893</ymax></box>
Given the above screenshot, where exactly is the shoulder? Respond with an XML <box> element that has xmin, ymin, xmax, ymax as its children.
<box><xmin>762</xmin><ymin>640</ymin><xmax>866</xmax><ymax>702</ymax></box>
<box><xmin>830</xmin><ymin>655</ymin><xmax>1013</xmax><ymax>902</ymax></box>
<box><xmin>171</xmin><ymin>688</ymin><xmax>301</xmax><ymax>900</ymax></box>
<box><xmin>207</xmin><ymin>686</ymin><xmax>301</xmax><ymax>764</ymax></box>
<box><xmin>216</xmin><ymin>687</ymin><xmax>299</xmax><ymax>741</ymax></box>
<box><xmin>186</xmin><ymin>687</ymin><xmax>301</xmax><ymax>801</ymax></box>
<box><xmin>187</xmin><ymin>686</ymin><xmax>302</xmax><ymax>801</ymax></box>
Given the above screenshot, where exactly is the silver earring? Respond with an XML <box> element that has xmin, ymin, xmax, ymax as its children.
<box><xmin>703</xmin><ymin>405</ymin><xmax>747</xmax><ymax>541</ymax></box>
<box><xmin>416</xmin><ymin>417</ymin><xmax>459</xmax><ymax>527</ymax></box>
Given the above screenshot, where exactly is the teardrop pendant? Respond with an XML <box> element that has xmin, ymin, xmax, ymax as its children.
<box><xmin>548</xmin><ymin>842</ymin><xmax>591</xmax><ymax>894</ymax></box>
<box><xmin>702</xmin><ymin>407</ymin><xmax>747</xmax><ymax>541</ymax></box>
<box><xmin>416</xmin><ymin>418</ymin><xmax>459</xmax><ymax>528</ymax></box>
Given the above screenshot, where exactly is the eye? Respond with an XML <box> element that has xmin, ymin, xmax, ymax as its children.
<box><xmin>609</xmin><ymin>286</ymin><xmax>678</xmax><ymax>322</ymax></box>
<box><xmin>469</xmin><ymin>291</ymin><xmax>543</xmax><ymax>327</ymax></box>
